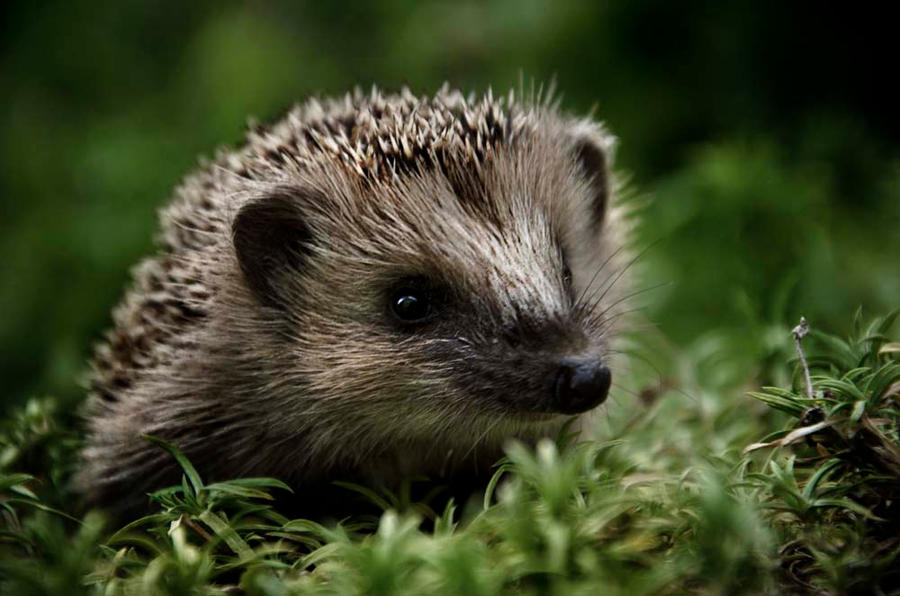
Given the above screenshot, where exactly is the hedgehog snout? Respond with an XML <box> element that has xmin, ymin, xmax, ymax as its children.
<box><xmin>552</xmin><ymin>358</ymin><xmax>612</xmax><ymax>414</ymax></box>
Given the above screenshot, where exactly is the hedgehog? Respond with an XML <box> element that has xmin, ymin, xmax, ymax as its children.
<box><xmin>77</xmin><ymin>85</ymin><xmax>631</xmax><ymax>518</ymax></box>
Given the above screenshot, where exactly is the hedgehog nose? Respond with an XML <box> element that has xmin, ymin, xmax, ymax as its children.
<box><xmin>553</xmin><ymin>359</ymin><xmax>611</xmax><ymax>414</ymax></box>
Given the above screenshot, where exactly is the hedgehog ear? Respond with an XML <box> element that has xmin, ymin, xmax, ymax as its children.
<box><xmin>232</xmin><ymin>191</ymin><xmax>313</xmax><ymax>309</ymax></box>
<box><xmin>570</xmin><ymin>125</ymin><xmax>616</xmax><ymax>225</ymax></box>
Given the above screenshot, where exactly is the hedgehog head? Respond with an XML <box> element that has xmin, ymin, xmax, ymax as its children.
<box><xmin>225</xmin><ymin>88</ymin><xmax>626</xmax><ymax>451</ymax></box>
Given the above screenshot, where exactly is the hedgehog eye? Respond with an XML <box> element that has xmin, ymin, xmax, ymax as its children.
<box><xmin>389</xmin><ymin>288</ymin><xmax>434</xmax><ymax>324</ymax></box>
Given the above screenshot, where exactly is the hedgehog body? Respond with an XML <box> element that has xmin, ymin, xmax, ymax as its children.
<box><xmin>78</xmin><ymin>86</ymin><xmax>629</xmax><ymax>516</ymax></box>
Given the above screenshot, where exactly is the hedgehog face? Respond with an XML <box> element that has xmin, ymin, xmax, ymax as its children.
<box><xmin>231</xmin><ymin>120</ymin><xmax>625</xmax><ymax>440</ymax></box>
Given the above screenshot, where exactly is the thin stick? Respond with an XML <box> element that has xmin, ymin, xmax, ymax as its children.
<box><xmin>792</xmin><ymin>317</ymin><xmax>813</xmax><ymax>398</ymax></box>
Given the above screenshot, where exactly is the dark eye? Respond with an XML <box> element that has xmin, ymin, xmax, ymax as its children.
<box><xmin>563</xmin><ymin>265</ymin><xmax>573</xmax><ymax>285</ymax></box>
<box><xmin>390</xmin><ymin>288</ymin><xmax>433</xmax><ymax>324</ymax></box>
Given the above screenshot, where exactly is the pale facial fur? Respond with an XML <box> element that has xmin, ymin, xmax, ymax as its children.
<box><xmin>78</xmin><ymin>87</ymin><xmax>629</xmax><ymax>516</ymax></box>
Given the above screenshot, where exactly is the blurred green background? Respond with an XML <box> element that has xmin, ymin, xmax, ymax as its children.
<box><xmin>1</xmin><ymin>1</ymin><xmax>897</xmax><ymax>411</ymax></box>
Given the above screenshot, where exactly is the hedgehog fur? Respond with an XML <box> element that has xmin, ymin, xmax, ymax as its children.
<box><xmin>78</xmin><ymin>85</ymin><xmax>630</xmax><ymax>517</ymax></box>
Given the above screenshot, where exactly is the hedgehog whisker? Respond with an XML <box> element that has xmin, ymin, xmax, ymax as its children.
<box><xmin>583</xmin><ymin>280</ymin><xmax>671</xmax><ymax>323</ymax></box>
<box><xmin>575</xmin><ymin>242</ymin><xmax>629</xmax><ymax>309</ymax></box>
<box><xmin>578</xmin><ymin>239</ymin><xmax>661</xmax><ymax>317</ymax></box>
<box><xmin>591</xmin><ymin>306</ymin><xmax>650</xmax><ymax>333</ymax></box>
<box><xmin>609</xmin><ymin>381</ymin><xmax>647</xmax><ymax>400</ymax></box>
<box><xmin>604</xmin><ymin>350</ymin><xmax>666</xmax><ymax>388</ymax></box>
<box><xmin>460</xmin><ymin>417</ymin><xmax>505</xmax><ymax>463</ymax></box>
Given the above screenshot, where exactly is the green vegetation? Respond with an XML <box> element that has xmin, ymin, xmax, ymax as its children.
<box><xmin>2</xmin><ymin>312</ymin><xmax>897</xmax><ymax>594</ymax></box>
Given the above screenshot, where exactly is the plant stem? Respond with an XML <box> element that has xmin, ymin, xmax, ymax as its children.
<box><xmin>792</xmin><ymin>317</ymin><xmax>813</xmax><ymax>398</ymax></box>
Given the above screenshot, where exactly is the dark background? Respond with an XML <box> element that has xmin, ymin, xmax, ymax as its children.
<box><xmin>1</xmin><ymin>1</ymin><xmax>897</xmax><ymax>410</ymax></box>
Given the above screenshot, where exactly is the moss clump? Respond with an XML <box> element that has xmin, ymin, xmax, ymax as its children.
<box><xmin>1</xmin><ymin>312</ymin><xmax>898</xmax><ymax>594</ymax></box>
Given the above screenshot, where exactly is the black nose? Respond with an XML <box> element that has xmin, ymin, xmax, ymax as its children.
<box><xmin>553</xmin><ymin>360</ymin><xmax>612</xmax><ymax>414</ymax></box>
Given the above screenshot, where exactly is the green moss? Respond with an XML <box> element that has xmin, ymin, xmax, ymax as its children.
<box><xmin>1</xmin><ymin>312</ymin><xmax>897</xmax><ymax>594</ymax></box>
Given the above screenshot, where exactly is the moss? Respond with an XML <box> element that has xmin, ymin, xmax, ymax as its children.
<box><xmin>0</xmin><ymin>312</ymin><xmax>897</xmax><ymax>594</ymax></box>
